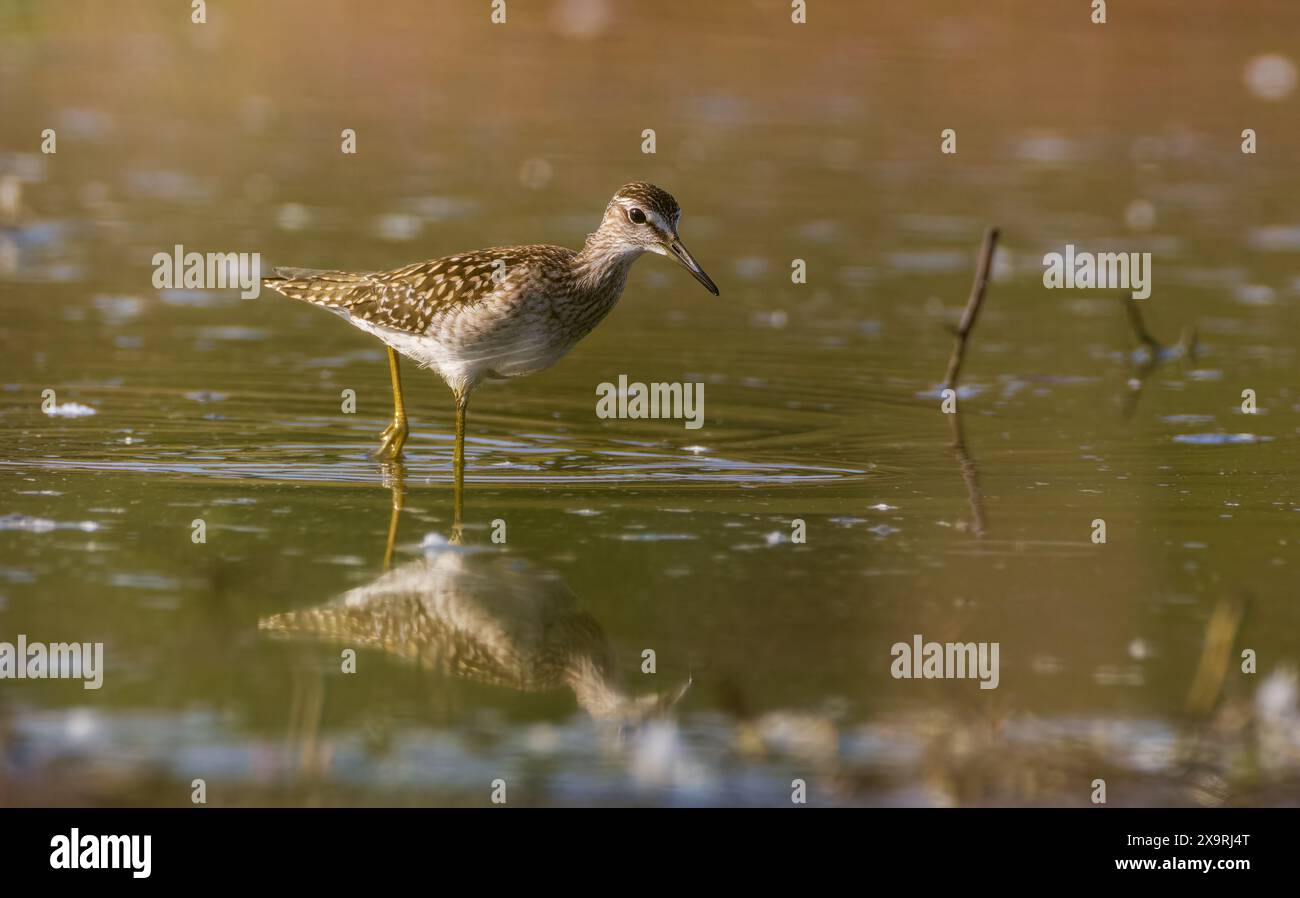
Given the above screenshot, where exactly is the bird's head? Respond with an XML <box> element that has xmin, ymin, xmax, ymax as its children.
<box><xmin>593</xmin><ymin>182</ymin><xmax>719</xmax><ymax>295</ymax></box>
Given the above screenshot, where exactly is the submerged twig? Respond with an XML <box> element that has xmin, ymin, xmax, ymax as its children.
<box><xmin>1184</xmin><ymin>594</ymin><xmax>1248</xmax><ymax>718</ymax></box>
<box><xmin>943</xmin><ymin>227</ymin><xmax>1000</xmax><ymax>389</ymax></box>
<box><xmin>1124</xmin><ymin>295</ymin><xmax>1198</xmax><ymax>360</ymax></box>
<box><xmin>1124</xmin><ymin>294</ymin><xmax>1162</xmax><ymax>354</ymax></box>
<box><xmin>938</xmin><ymin>228</ymin><xmax>998</xmax><ymax>536</ymax></box>
<box><xmin>1121</xmin><ymin>297</ymin><xmax>1199</xmax><ymax>419</ymax></box>
<box><xmin>948</xmin><ymin>412</ymin><xmax>987</xmax><ymax>537</ymax></box>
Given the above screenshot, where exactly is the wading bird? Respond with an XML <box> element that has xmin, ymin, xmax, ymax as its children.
<box><xmin>264</xmin><ymin>182</ymin><xmax>719</xmax><ymax>501</ymax></box>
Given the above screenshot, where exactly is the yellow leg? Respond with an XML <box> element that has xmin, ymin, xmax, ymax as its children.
<box><xmin>381</xmin><ymin>461</ymin><xmax>406</xmax><ymax>570</ymax></box>
<box><xmin>376</xmin><ymin>347</ymin><xmax>409</xmax><ymax>459</ymax></box>
<box><xmin>450</xmin><ymin>391</ymin><xmax>468</xmax><ymax>544</ymax></box>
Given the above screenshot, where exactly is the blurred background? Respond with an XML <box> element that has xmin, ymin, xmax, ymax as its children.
<box><xmin>1</xmin><ymin>0</ymin><xmax>1298</xmax><ymax>806</ymax></box>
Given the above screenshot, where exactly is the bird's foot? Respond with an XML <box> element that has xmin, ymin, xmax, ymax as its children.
<box><xmin>375</xmin><ymin>417</ymin><xmax>409</xmax><ymax>460</ymax></box>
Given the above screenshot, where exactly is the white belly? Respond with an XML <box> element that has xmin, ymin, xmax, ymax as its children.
<box><xmin>343</xmin><ymin>310</ymin><xmax>573</xmax><ymax>396</ymax></box>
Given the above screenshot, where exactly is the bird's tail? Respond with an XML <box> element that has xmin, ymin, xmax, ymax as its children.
<box><xmin>262</xmin><ymin>267</ymin><xmax>372</xmax><ymax>310</ymax></box>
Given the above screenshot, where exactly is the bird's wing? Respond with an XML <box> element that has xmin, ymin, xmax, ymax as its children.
<box><xmin>263</xmin><ymin>248</ymin><xmax>553</xmax><ymax>336</ymax></box>
<box><xmin>258</xmin><ymin>593</ymin><xmax>563</xmax><ymax>691</ymax></box>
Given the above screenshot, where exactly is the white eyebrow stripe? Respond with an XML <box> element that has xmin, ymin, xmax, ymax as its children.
<box><xmin>648</xmin><ymin>209</ymin><xmax>673</xmax><ymax>235</ymax></box>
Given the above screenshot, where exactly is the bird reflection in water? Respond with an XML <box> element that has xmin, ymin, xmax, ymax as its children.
<box><xmin>260</xmin><ymin>463</ymin><xmax>689</xmax><ymax>748</ymax></box>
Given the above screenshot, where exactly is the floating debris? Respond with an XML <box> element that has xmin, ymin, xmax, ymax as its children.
<box><xmin>42</xmin><ymin>401</ymin><xmax>96</xmax><ymax>418</ymax></box>
<box><xmin>916</xmin><ymin>383</ymin><xmax>984</xmax><ymax>401</ymax></box>
<box><xmin>1173</xmin><ymin>433</ymin><xmax>1271</xmax><ymax>446</ymax></box>
<box><xmin>0</xmin><ymin>514</ymin><xmax>100</xmax><ymax>533</ymax></box>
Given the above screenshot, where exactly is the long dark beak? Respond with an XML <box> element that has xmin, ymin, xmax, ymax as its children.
<box><xmin>668</xmin><ymin>238</ymin><xmax>719</xmax><ymax>296</ymax></box>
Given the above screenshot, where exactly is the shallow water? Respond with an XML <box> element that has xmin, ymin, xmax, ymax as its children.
<box><xmin>2</xmin><ymin>1</ymin><xmax>1299</xmax><ymax>806</ymax></box>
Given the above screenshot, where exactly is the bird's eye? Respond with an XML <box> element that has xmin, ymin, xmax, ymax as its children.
<box><xmin>627</xmin><ymin>207</ymin><xmax>647</xmax><ymax>225</ymax></box>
